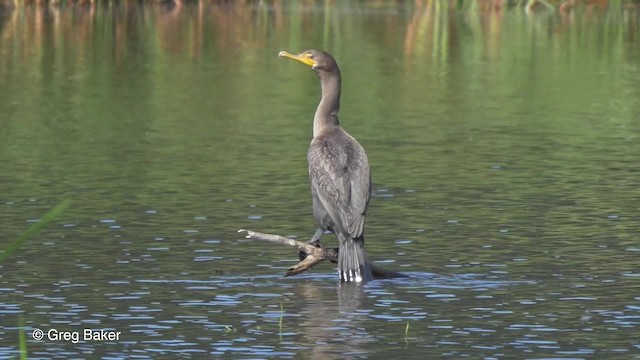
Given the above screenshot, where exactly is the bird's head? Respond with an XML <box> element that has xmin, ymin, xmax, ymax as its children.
<box><xmin>278</xmin><ymin>49</ymin><xmax>339</xmax><ymax>75</ymax></box>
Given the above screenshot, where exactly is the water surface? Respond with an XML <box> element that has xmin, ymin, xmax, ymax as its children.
<box><xmin>1</xmin><ymin>1</ymin><xmax>639</xmax><ymax>358</ymax></box>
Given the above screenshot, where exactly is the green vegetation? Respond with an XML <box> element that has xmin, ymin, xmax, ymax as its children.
<box><xmin>2</xmin><ymin>200</ymin><xmax>70</xmax><ymax>360</ymax></box>
<box><xmin>404</xmin><ymin>321</ymin><xmax>410</xmax><ymax>343</ymax></box>
<box><xmin>18</xmin><ymin>315</ymin><xmax>27</xmax><ymax>360</ymax></box>
<box><xmin>1</xmin><ymin>0</ymin><xmax>640</xmax><ymax>10</ymax></box>
<box><xmin>0</xmin><ymin>200</ymin><xmax>71</xmax><ymax>263</ymax></box>
<box><xmin>279</xmin><ymin>300</ymin><xmax>284</xmax><ymax>339</ymax></box>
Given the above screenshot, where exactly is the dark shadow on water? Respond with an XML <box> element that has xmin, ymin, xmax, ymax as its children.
<box><xmin>272</xmin><ymin>271</ymin><xmax>531</xmax><ymax>358</ymax></box>
<box><xmin>337</xmin><ymin>282</ymin><xmax>367</xmax><ymax>311</ymax></box>
<box><xmin>368</xmin><ymin>271</ymin><xmax>536</xmax><ymax>288</ymax></box>
<box><xmin>292</xmin><ymin>282</ymin><xmax>373</xmax><ymax>359</ymax></box>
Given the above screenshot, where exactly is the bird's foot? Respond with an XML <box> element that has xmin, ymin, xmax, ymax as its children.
<box><xmin>298</xmin><ymin>240</ymin><xmax>322</xmax><ymax>261</ymax></box>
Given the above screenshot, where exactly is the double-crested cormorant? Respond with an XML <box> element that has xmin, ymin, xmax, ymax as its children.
<box><xmin>279</xmin><ymin>49</ymin><xmax>373</xmax><ymax>283</ymax></box>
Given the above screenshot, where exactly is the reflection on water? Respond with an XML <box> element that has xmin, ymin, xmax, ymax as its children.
<box><xmin>1</xmin><ymin>1</ymin><xmax>640</xmax><ymax>358</ymax></box>
<box><xmin>4</xmin><ymin>270</ymin><xmax>638</xmax><ymax>358</ymax></box>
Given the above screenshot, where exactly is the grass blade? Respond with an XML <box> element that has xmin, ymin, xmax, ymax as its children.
<box><xmin>0</xmin><ymin>199</ymin><xmax>71</xmax><ymax>263</ymax></box>
<box><xmin>19</xmin><ymin>314</ymin><xmax>27</xmax><ymax>360</ymax></box>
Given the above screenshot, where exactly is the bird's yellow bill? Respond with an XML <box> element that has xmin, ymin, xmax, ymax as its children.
<box><xmin>278</xmin><ymin>51</ymin><xmax>316</xmax><ymax>67</ymax></box>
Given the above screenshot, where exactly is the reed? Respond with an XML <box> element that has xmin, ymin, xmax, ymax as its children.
<box><xmin>18</xmin><ymin>315</ymin><xmax>27</xmax><ymax>360</ymax></box>
<box><xmin>2</xmin><ymin>200</ymin><xmax>70</xmax><ymax>360</ymax></box>
<box><xmin>0</xmin><ymin>200</ymin><xmax>71</xmax><ymax>264</ymax></box>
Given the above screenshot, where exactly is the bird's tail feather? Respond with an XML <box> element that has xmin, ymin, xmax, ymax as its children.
<box><xmin>337</xmin><ymin>234</ymin><xmax>373</xmax><ymax>283</ymax></box>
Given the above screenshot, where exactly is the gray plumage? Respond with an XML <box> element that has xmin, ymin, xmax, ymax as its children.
<box><xmin>279</xmin><ymin>49</ymin><xmax>374</xmax><ymax>283</ymax></box>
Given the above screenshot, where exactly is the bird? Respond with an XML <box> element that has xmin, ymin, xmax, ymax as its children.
<box><xmin>279</xmin><ymin>49</ymin><xmax>373</xmax><ymax>283</ymax></box>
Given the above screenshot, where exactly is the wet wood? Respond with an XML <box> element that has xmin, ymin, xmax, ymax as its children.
<box><xmin>238</xmin><ymin>229</ymin><xmax>408</xmax><ymax>279</ymax></box>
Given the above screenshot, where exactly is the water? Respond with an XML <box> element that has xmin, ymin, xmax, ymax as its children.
<box><xmin>1</xmin><ymin>1</ymin><xmax>639</xmax><ymax>358</ymax></box>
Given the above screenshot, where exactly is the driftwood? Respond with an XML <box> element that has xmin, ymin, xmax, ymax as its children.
<box><xmin>238</xmin><ymin>229</ymin><xmax>408</xmax><ymax>279</ymax></box>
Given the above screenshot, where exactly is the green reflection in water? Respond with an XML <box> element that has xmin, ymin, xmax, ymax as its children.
<box><xmin>0</xmin><ymin>1</ymin><xmax>639</xmax><ymax>357</ymax></box>
<box><xmin>0</xmin><ymin>0</ymin><xmax>638</xmax><ymax>278</ymax></box>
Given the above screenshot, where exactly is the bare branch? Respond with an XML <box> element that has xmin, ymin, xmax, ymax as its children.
<box><xmin>238</xmin><ymin>229</ymin><xmax>408</xmax><ymax>280</ymax></box>
<box><xmin>238</xmin><ymin>229</ymin><xmax>326</xmax><ymax>276</ymax></box>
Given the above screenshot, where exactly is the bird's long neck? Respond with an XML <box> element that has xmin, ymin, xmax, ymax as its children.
<box><xmin>313</xmin><ymin>71</ymin><xmax>341</xmax><ymax>138</ymax></box>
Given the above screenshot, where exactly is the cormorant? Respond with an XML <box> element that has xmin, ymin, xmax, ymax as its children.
<box><xmin>279</xmin><ymin>49</ymin><xmax>373</xmax><ymax>283</ymax></box>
